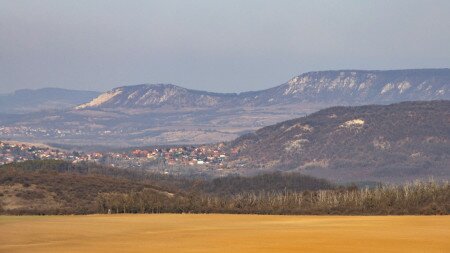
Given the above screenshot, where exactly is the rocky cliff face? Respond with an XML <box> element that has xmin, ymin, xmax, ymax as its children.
<box><xmin>75</xmin><ymin>84</ymin><xmax>235</xmax><ymax>109</ymax></box>
<box><xmin>250</xmin><ymin>69</ymin><xmax>450</xmax><ymax>105</ymax></box>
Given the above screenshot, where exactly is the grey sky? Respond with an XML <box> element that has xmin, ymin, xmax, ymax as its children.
<box><xmin>1</xmin><ymin>0</ymin><xmax>449</xmax><ymax>94</ymax></box>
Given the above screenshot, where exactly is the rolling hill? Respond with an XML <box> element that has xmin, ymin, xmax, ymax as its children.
<box><xmin>1</xmin><ymin>160</ymin><xmax>448</xmax><ymax>215</ymax></box>
<box><xmin>0</xmin><ymin>160</ymin><xmax>177</xmax><ymax>214</ymax></box>
<box><xmin>226</xmin><ymin>100</ymin><xmax>450</xmax><ymax>182</ymax></box>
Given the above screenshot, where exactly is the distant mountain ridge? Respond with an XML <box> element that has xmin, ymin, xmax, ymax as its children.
<box><xmin>76</xmin><ymin>69</ymin><xmax>450</xmax><ymax>110</ymax></box>
<box><xmin>0</xmin><ymin>88</ymin><xmax>100</xmax><ymax>113</ymax></box>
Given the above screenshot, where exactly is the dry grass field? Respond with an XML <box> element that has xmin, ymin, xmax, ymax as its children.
<box><xmin>1</xmin><ymin>214</ymin><xmax>449</xmax><ymax>253</ymax></box>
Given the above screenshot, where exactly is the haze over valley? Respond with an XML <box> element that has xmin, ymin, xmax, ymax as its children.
<box><xmin>1</xmin><ymin>69</ymin><xmax>449</xmax><ymax>147</ymax></box>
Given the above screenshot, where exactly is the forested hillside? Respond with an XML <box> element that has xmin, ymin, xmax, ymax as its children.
<box><xmin>227</xmin><ymin>100</ymin><xmax>450</xmax><ymax>182</ymax></box>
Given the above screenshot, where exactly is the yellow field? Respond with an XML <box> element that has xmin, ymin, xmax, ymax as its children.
<box><xmin>1</xmin><ymin>214</ymin><xmax>449</xmax><ymax>253</ymax></box>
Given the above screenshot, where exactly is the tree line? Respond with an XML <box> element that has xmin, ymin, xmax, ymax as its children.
<box><xmin>96</xmin><ymin>180</ymin><xmax>449</xmax><ymax>215</ymax></box>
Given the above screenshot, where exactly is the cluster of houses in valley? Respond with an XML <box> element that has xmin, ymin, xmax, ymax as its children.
<box><xmin>128</xmin><ymin>146</ymin><xmax>228</xmax><ymax>166</ymax></box>
<box><xmin>0</xmin><ymin>140</ymin><xmax>231</xmax><ymax>170</ymax></box>
<box><xmin>0</xmin><ymin>141</ymin><xmax>72</xmax><ymax>165</ymax></box>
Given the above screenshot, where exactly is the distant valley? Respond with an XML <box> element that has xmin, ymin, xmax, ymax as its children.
<box><xmin>1</xmin><ymin>101</ymin><xmax>449</xmax><ymax>183</ymax></box>
<box><xmin>0</xmin><ymin>69</ymin><xmax>449</xmax><ymax>146</ymax></box>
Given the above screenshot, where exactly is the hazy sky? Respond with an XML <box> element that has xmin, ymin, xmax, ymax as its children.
<box><xmin>1</xmin><ymin>0</ymin><xmax>449</xmax><ymax>94</ymax></box>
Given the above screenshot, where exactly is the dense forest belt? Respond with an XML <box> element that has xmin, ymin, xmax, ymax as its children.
<box><xmin>0</xmin><ymin>160</ymin><xmax>449</xmax><ymax>215</ymax></box>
